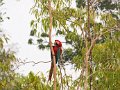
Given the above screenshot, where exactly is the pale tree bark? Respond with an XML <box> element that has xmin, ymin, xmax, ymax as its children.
<box><xmin>89</xmin><ymin>50</ymin><xmax>93</xmax><ymax>90</ymax></box>
<box><xmin>84</xmin><ymin>43</ymin><xmax>89</xmax><ymax>90</ymax></box>
<box><xmin>48</xmin><ymin>0</ymin><xmax>56</xmax><ymax>90</ymax></box>
<box><xmin>84</xmin><ymin>38</ymin><xmax>97</xmax><ymax>90</ymax></box>
<box><xmin>84</xmin><ymin>0</ymin><xmax>90</xmax><ymax>90</ymax></box>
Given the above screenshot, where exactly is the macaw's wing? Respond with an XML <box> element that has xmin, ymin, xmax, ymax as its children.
<box><xmin>56</xmin><ymin>48</ymin><xmax>61</xmax><ymax>63</ymax></box>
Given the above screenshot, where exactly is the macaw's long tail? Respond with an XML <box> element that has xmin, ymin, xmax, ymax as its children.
<box><xmin>48</xmin><ymin>48</ymin><xmax>61</xmax><ymax>81</ymax></box>
<box><xmin>48</xmin><ymin>62</ymin><xmax>54</xmax><ymax>81</ymax></box>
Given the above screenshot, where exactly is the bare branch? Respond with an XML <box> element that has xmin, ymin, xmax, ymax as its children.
<box><xmin>18</xmin><ymin>60</ymin><xmax>51</xmax><ymax>66</ymax></box>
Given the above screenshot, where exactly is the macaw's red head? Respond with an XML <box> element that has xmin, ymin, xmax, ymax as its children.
<box><xmin>55</xmin><ymin>40</ymin><xmax>62</xmax><ymax>47</ymax></box>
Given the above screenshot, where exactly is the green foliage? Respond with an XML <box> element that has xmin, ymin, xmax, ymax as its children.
<box><xmin>0</xmin><ymin>32</ymin><xmax>16</xmax><ymax>90</ymax></box>
<box><xmin>76</xmin><ymin>0</ymin><xmax>120</xmax><ymax>11</ymax></box>
<box><xmin>41</xmin><ymin>33</ymin><xmax>48</xmax><ymax>37</ymax></box>
<box><xmin>38</xmin><ymin>44</ymin><xmax>45</xmax><ymax>50</ymax></box>
<box><xmin>63</xmin><ymin>48</ymin><xmax>74</xmax><ymax>61</ymax></box>
<box><xmin>4</xmin><ymin>69</ymin><xmax>76</xmax><ymax>90</ymax></box>
<box><xmin>28</xmin><ymin>38</ymin><xmax>33</xmax><ymax>44</ymax></box>
<box><xmin>12</xmin><ymin>72</ymin><xmax>51</xmax><ymax>90</ymax></box>
<box><xmin>97</xmin><ymin>0</ymin><xmax>119</xmax><ymax>11</ymax></box>
<box><xmin>37</xmin><ymin>38</ymin><xmax>43</xmax><ymax>44</ymax></box>
<box><xmin>0</xmin><ymin>29</ymin><xmax>16</xmax><ymax>90</ymax></box>
<box><xmin>0</xmin><ymin>38</ymin><xmax>3</xmax><ymax>48</ymax></box>
<box><xmin>76</xmin><ymin>0</ymin><xmax>86</xmax><ymax>8</ymax></box>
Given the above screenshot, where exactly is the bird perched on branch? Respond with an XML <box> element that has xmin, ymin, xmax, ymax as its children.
<box><xmin>48</xmin><ymin>40</ymin><xmax>62</xmax><ymax>81</ymax></box>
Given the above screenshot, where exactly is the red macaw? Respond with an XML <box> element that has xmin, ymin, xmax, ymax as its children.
<box><xmin>48</xmin><ymin>40</ymin><xmax>62</xmax><ymax>81</ymax></box>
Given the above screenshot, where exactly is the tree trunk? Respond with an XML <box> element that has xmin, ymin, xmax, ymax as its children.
<box><xmin>89</xmin><ymin>51</ymin><xmax>92</xmax><ymax>90</ymax></box>
<box><xmin>48</xmin><ymin>0</ymin><xmax>56</xmax><ymax>90</ymax></box>
<box><xmin>84</xmin><ymin>50</ymin><xmax>89</xmax><ymax>90</ymax></box>
<box><xmin>84</xmin><ymin>0</ymin><xmax>90</xmax><ymax>90</ymax></box>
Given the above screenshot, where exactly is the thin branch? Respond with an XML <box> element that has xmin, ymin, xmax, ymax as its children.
<box><xmin>62</xmin><ymin>66</ymin><xmax>70</xmax><ymax>90</ymax></box>
<box><xmin>59</xmin><ymin>66</ymin><xmax>63</xmax><ymax>90</ymax></box>
<box><xmin>77</xmin><ymin>65</ymin><xmax>85</xmax><ymax>90</ymax></box>
<box><xmin>17</xmin><ymin>60</ymin><xmax>51</xmax><ymax>66</ymax></box>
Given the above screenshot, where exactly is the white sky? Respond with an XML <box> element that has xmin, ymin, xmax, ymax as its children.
<box><xmin>1</xmin><ymin>0</ymin><xmax>79</xmax><ymax>79</ymax></box>
<box><xmin>2</xmin><ymin>0</ymin><xmax>51</xmax><ymax>75</ymax></box>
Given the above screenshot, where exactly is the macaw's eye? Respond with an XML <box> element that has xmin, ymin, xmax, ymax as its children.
<box><xmin>56</xmin><ymin>43</ymin><xmax>59</xmax><ymax>46</ymax></box>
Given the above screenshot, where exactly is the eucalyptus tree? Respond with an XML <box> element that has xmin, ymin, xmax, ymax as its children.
<box><xmin>61</xmin><ymin>0</ymin><xmax>120</xmax><ymax>90</ymax></box>
<box><xmin>75</xmin><ymin>0</ymin><xmax>120</xmax><ymax>90</ymax></box>
<box><xmin>29</xmin><ymin>0</ymin><xmax>73</xmax><ymax>90</ymax></box>
<box><xmin>29</xmin><ymin>0</ymin><xmax>120</xmax><ymax>90</ymax></box>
